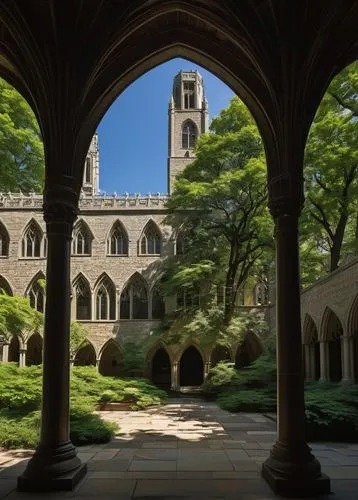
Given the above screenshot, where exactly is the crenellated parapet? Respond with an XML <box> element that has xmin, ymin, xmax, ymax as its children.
<box><xmin>0</xmin><ymin>192</ymin><xmax>168</xmax><ymax>211</ymax></box>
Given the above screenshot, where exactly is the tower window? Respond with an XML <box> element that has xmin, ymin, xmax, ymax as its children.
<box><xmin>85</xmin><ymin>157</ymin><xmax>91</xmax><ymax>183</ymax></box>
<box><xmin>182</xmin><ymin>121</ymin><xmax>196</xmax><ymax>149</ymax></box>
<box><xmin>183</xmin><ymin>81</ymin><xmax>195</xmax><ymax>109</ymax></box>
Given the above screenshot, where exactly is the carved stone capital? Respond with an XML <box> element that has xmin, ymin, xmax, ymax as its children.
<box><xmin>43</xmin><ymin>202</ymin><xmax>77</xmax><ymax>238</ymax></box>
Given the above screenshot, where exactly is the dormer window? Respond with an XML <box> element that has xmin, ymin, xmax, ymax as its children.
<box><xmin>183</xmin><ymin>81</ymin><xmax>195</xmax><ymax>109</ymax></box>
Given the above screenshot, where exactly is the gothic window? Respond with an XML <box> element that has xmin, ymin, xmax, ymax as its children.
<box><xmin>182</xmin><ymin>121</ymin><xmax>196</xmax><ymax>149</ymax></box>
<box><xmin>183</xmin><ymin>81</ymin><xmax>195</xmax><ymax>109</ymax></box>
<box><xmin>152</xmin><ymin>285</ymin><xmax>165</xmax><ymax>320</ymax></box>
<box><xmin>107</xmin><ymin>222</ymin><xmax>128</xmax><ymax>255</ymax></box>
<box><xmin>254</xmin><ymin>283</ymin><xmax>268</xmax><ymax>305</ymax></box>
<box><xmin>28</xmin><ymin>278</ymin><xmax>45</xmax><ymax>312</ymax></box>
<box><xmin>177</xmin><ymin>288</ymin><xmax>200</xmax><ymax>309</ymax></box>
<box><xmin>74</xmin><ymin>275</ymin><xmax>91</xmax><ymax>320</ymax></box>
<box><xmin>95</xmin><ymin>276</ymin><xmax>116</xmax><ymax>320</ymax></box>
<box><xmin>72</xmin><ymin>220</ymin><xmax>92</xmax><ymax>255</ymax></box>
<box><xmin>85</xmin><ymin>157</ymin><xmax>91</xmax><ymax>183</ymax></box>
<box><xmin>0</xmin><ymin>276</ymin><xmax>12</xmax><ymax>296</ymax></box>
<box><xmin>120</xmin><ymin>274</ymin><xmax>148</xmax><ymax>320</ymax></box>
<box><xmin>139</xmin><ymin>222</ymin><xmax>161</xmax><ymax>255</ymax></box>
<box><xmin>0</xmin><ymin>222</ymin><xmax>9</xmax><ymax>257</ymax></box>
<box><xmin>21</xmin><ymin>220</ymin><xmax>43</xmax><ymax>258</ymax></box>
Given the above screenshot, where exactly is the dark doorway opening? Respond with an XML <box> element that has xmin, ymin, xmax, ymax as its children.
<box><xmin>314</xmin><ymin>342</ymin><xmax>320</xmax><ymax>380</ymax></box>
<box><xmin>179</xmin><ymin>346</ymin><xmax>204</xmax><ymax>386</ymax></box>
<box><xmin>74</xmin><ymin>343</ymin><xmax>96</xmax><ymax>366</ymax></box>
<box><xmin>329</xmin><ymin>336</ymin><xmax>342</xmax><ymax>382</ymax></box>
<box><xmin>211</xmin><ymin>345</ymin><xmax>231</xmax><ymax>367</ymax></box>
<box><xmin>9</xmin><ymin>335</ymin><xmax>20</xmax><ymax>363</ymax></box>
<box><xmin>26</xmin><ymin>333</ymin><xmax>43</xmax><ymax>365</ymax></box>
<box><xmin>152</xmin><ymin>348</ymin><xmax>171</xmax><ymax>389</ymax></box>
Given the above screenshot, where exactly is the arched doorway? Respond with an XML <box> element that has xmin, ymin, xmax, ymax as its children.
<box><xmin>151</xmin><ymin>348</ymin><xmax>171</xmax><ymax>389</ymax></box>
<box><xmin>179</xmin><ymin>346</ymin><xmax>204</xmax><ymax>386</ymax></box>
<box><xmin>322</xmin><ymin>308</ymin><xmax>343</xmax><ymax>382</ymax></box>
<box><xmin>211</xmin><ymin>345</ymin><xmax>231</xmax><ymax>367</ymax></box>
<box><xmin>98</xmin><ymin>341</ymin><xmax>123</xmax><ymax>376</ymax></box>
<box><xmin>74</xmin><ymin>343</ymin><xmax>96</xmax><ymax>367</ymax></box>
<box><xmin>8</xmin><ymin>335</ymin><xmax>20</xmax><ymax>363</ymax></box>
<box><xmin>235</xmin><ymin>331</ymin><xmax>263</xmax><ymax>368</ymax></box>
<box><xmin>26</xmin><ymin>333</ymin><xmax>43</xmax><ymax>365</ymax></box>
<box><xmin>303</xmin><ymin>314</ymin><xmax>320</xmax><ymax>380</ymax></box>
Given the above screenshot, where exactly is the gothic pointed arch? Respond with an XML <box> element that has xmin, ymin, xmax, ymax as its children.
<box><xmin>72</xmin><ymin>219</ymin><xmax>93</xmax><ymax>256</ymax></box>
<box><xmin>151</xmin><ymin>280</ymin><xmax>165</xmax><ymax>320</ymax></box>
<box><xmin>0</xmin><ymin>220</ymin><xmax>10</xmax><ymax>257</ymax></box>
<box><xmin>179</xmin><ymin>345</ymin><xmax>204</xmax><ymax>386</ymax></box>
<box><xmin>120</xmin><ymin>272</ymin><xmax>148</xmax><ymax>320</ymax></box>
<box><xmin>151</xmin><ymin>347</ymin><xmax>171</xmax><ymax>389</ymax></box>
<box><xmin>73</xmin><ymin>273</ymin><xmax>92</xmax><ymax>320</ymax></box>
<box><xmin>94</xmin><ymin>273</ymin><xmax>116</xmax><ymax>320</ymax></box>
<box><xmin>320</xmin><ymin>307</ymin><xmax>343</xmax><ymax>382</ymax></box>
<box><xmin>182</xmin><ymin>119</ymin><xmax>197</xmax><ymax>149</ymax></box>
<box><xmin>139</xmin><ymin>220</ymin><xmax>161</xmax><ymax>256</ymax></box>
<box><xmin>235</xmin><ymin>331</ymin><xmax>264</xmax><ymax>368</ymax></box>
<box><xmin>107</xmin><ymin>220</ymin><xmax>129</xmax><ymax>256</ymax></box>
<box><xmin>26</xmin><ymin>271</ymin><xmax>46</xmax><ymax>312</ymax></box>
<box><xmin>347</xmin><ymin>293</ymin><xmax>358</xmax><ymax>337</ymax></box>
<box><xmin>20</xmin><ymin>219</ymin><xmax>44</xmax><ymax>258</ymax></box>
<box><xmin>8</xmin><ymin>335</ymin><xmax>20</xmax><ymax>363</ymax></box>
<box><xmin>0</xmin><ymin>275</ymin><xmax>13</xmax><ymax>296</ymax></box>
<box><xmin>303</xmin><ymin>314</ymin><xmax>318</xmax><ymax>345</ymax></box>
<box><xmin>74</xmin><ymin>341</ymin><xmax>96</xmax><ymax>367</ymax></box>
<box><xmin>26</xmin><ymin>333</ymin><xmax>43</xmax><ymax>366</ymax></box>
<box><xmin>98</xmin><ymin>339</ymin><xmax>123</xmax><ymax>376</ymax></box>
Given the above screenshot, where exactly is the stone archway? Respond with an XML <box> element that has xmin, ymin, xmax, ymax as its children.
<box><xmin>303</xmin><ymin>314</ymin><xmax>320</xmax><ymax>380</ymax></box>
<box><xmin>151</xmin><ymin>348</ymin><xmax>171</xmax><ymax>389</ymax></box>
<box><xmin>179</xmin><ymin>346</ymin><xmax>204</xmax><ymax>386</ymax></box>
<box><xmin>8</xmin><ymin>335</ymin><xmax>20</xmax><ymax>363</ymax></box>
<box><xmin>74</xmin><ymin>343</ymin><xmax>96</xmax><ymax>367</ymax></box>
<box><xmin>26</xmin><ymin>333</ymin><xmax>43</xmax><ymax>366</ymax></box>
<box><xmin>322</xmin><ymin>308</ymin><xmax>343</xmax><ymax>382</ymax></box>
<box><xmin>235</xmin><ymin>331</ymin><xmax>263</xmax><ymax>369</ymax></box>
<box><xmin>98</xmin><ymin>341</ymin><xmax>123</xmax><ymax>377</ymax></box>
<box><xmin>211</xmin><ymin>345</ymin><xmax>231</xmax><ymax>367</ymax></box>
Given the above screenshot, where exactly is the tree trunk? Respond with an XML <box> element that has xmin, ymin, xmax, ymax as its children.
<box><xmin>330</xmin><ymin>212</ymin><xmax>348</xmax><ymax>271</ymax></box>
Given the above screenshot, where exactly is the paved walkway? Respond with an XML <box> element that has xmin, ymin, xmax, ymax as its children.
<box><xmin>0</xmin><ymin>399</ymin><xmax>358</xmax><ymax>499</ymax></box>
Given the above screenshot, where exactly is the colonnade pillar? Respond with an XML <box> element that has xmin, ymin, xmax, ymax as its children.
<box><xmin>341</xmin><ymin>336</ymin><xmax>354</xmax><ymax>383</ymax></box>
<box><xmin>262</xmin><ymin>203</ymin><xmax>330</xmax><ymax>496</ymax></box>
<box><xmin>2</xmin><ymin>344</ymin><xmax>9</xmax><ymax>362</ymax></box>
<box><xmin>171</xmin><ymin>362</ymin><xmax>179</xmax><ymax>390</ymax></box>
<box><xmin>18</xmin><ymin>194</ymin><xmax>86</xmax><ymax>491</ymax></box>
<box><xmin>304</xmin><ymin>344</ymin><xmax>316</xmax><ymax>381</ymax></box>
<box><xmin>319</xmin><ymin>342</ymin><xmax>330</xmax><ymax>382</ymax></box>
<box><xmin>19</xmin><ymin>348</ymin><xmax>27</xmax><ymax>368</ymax></box>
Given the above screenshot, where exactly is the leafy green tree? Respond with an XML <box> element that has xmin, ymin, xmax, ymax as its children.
<box><xmin>165</xmin><ymin>97</ymin><xmax>273</xmax><ymax>324</ymax></box>
<box><xmin>0</xmin><ymin>293</ymin><xmax>42</xmax><ymax>342</ymax></box>
<box><xmin>302</xmin><ymin>62</ymin><xmax>358</xmax><ymax>274</ymax></box>
<box><xmin>0</xmin><ymin>78</ymin><xmax>44</xmax><ymax>192</ymax></box>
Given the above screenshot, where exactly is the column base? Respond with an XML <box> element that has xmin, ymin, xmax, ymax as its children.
<box><xmin>17</xmin><ymin>440</ymin><xmax>87</xmax><ymax>492</ymax></box>
<box><xmin>261</xmin><ymin>442</ymin><xmax>330</xmax><ymax>497</ymax></box>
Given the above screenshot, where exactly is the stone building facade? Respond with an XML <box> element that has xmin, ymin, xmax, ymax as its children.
<box><xmin>0</xmin><ymin>70</ymin><xmax>268</xmax><ymax>389</ymax></box>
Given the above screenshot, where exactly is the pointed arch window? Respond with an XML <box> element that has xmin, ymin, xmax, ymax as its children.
<box><xmin>139</xmin><ymin>222</ymin><xmax>161</xmax><ymax>255</ymax></box>
<box><xmin>28</xmin><ymin>278</ymin><xmax>45</xmax><ymax>312</ymax></box>
<box><xmin>74</xmin><ymin>276</ymin><xmax>91</xmax><ymax>320</ymax></box>
<box><xmin>84</xmin><ymin>156</ymin><xmax>91</xmax><ymax>183</ymax></box>
<box><xmin>95</xmin><ymin>276</ymin><xmax>116</xmax><ymax>320</ymax></box>
<box><xmin>183</xmin><ymin>81</ymin><xmax>195</xmax><ymax>109</ymax></box>
<box><xmin>182</xmin><ymin>121</ymin><xmax>196</xmax><ymax>149</ymax></box>
<box><xmin>107</xmin><ymin>222</ymin><xmax>128</xmax><ymax>255</ymax></box>
<box><xmin>21</xmin><ymin>220</ymin><xmax>44</xmax><ymax>258</ymax></box>
<box><xmin>0</xmin><ymin>222</ymin><xmax>9</xmax><ymax>257</ymax></box>
<box><xmin>72</xmin><ymin>221</ymin><xmax>92</xmax><ymax>255</ymax></box>
<box><xmin>120</xmin><ymin>275</ymin><xmax>148</xmax><ymax>320</ymax></box>
<box><xmin>0</xmin><ymin>276</ymin><xmax>13</xmax><ymax>296</ymax></box>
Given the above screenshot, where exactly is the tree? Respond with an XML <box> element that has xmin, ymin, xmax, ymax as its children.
<box><xmin>164</xmin><ymin>97</ymin><xmax>273</xmax><ymax>325</ymax></box>
<box><xmin>0</xmin><ymin>293</ymin><xmax>43</xmax><ymax>342</ymax></box>
<box><xmin>302</xmin><ymin>62</ymin><xmax>358</xmax><ymax>274</ymax></box>
<box><xmin>0</xmin><ymin>78</ymin><xmax>44</xmax><ymax>192</ymax></box>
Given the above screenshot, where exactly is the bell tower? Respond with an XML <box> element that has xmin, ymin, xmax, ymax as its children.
<box><xmin>82</xmin><ymin>133</ymin><xmax>100</xmax><ymax>195</ymax></box>
<box><xmin>167</xmin><ymin>70</ymin><xmax>209</xmax><ymax>194</ymax></box>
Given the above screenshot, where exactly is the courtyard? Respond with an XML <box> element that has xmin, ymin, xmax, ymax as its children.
<box><xmin>0</xmin><ymin>399</ymin><xmax>357</xmax><ymax>499</ymax></box>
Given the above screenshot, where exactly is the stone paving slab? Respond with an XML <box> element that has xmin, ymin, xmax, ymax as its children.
<box><xmin>0</xmin><ymin>400</ymin><xmax>358</xmax><ymax>498</ymax></box>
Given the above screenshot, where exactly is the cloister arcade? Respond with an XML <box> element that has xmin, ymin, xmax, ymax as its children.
<box><xmin>0</xmin><ymin>0</ymin><xmax>356</xmax><ymax>496</ymax></box>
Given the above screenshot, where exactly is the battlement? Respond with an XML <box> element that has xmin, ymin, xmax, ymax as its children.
<box><xmin>0</xmin><ymin>192</ymin><xmax>169</xmax><ymax>211</ymax></box>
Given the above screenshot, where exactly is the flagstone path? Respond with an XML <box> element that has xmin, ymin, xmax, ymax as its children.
<box><xmin>0</xmin><ymin>399</ymin><xmax>358</xmax><ymax>498</ymax></box>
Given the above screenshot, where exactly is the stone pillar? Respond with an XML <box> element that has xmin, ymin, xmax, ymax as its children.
<box><xmin>2</xmin><ymin>344</ymin><xmax>9</xmax><ymax>363</ymax></box>
<box><xmin>171</xmin><ymin>362</ymin><xmax>179</xmax><ymax>390</ymax></box>
<box><xmin>96</xmin><ymin>358</ymin><xmax>101</xmax><ymax>372</ymax></box>
<box><xmin>19</xmin><ymin>348</ymin><xmax>27</xmax><ymax>368</ymax></box>
<box><xmin>204</xmin><ymin>361</ymin><xmax>211</xmax><ymax>379</ymax></box>
<box><xmin>309</xmin><ymin>344</ymin><xmax>316</xmax><ymax>380</ymax></box>
<box><xmin>262</xmin><ymin>203</ymin><xmax>329</xmax><ymax>496</ymax></box>
<box><xmin>341</xmin><ymin>336</ymin><xmax>354</xmax><ymax>383</ymax></box>
<box><xmin>303</xmin><ymin>345</ymin><xmax>312</xmax><ymax>380</ymax></box>
<box><xmin>18</xmin><ymin>196</ymin><xmax>86</xmax><ymax>491</ymax></box>
<box><xmin>319</xmin><ymin>342</ymin><xmax>330</xmax><ymax>382</ymax></box>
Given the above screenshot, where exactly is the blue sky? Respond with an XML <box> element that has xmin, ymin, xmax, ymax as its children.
<box><xmin>97</xmin><ymin>58</ymin><xmax>234</xmax><ymax>195</ymax></box>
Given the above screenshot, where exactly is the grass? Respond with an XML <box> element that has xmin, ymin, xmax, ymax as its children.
<box><xmin>0</xmin><ymin>363</ymin><xmax>167</xmax><ymax>449</ymax></box>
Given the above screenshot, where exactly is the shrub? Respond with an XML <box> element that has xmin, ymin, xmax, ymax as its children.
<box><xmin>217</xmin><ymin>389</ymin><xmax>276</xmax><ymax>413</ymax></box>
<box><xmin>203</xmin><ymin>361</ymin><xmax>236</xmax><ymax>393</ymax></box>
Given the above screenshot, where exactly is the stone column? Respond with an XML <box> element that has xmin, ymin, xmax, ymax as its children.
<box><xmin>319</xmin><ymin>342</ymin><xmax>330</xmax><ymax>381</ymax></box>
<box><xmin>171</xmin><ymin>362</ymin><xmax>179</xmax><ymax>390</ymax></box>
<box><xmin>96</xmin><ymin>358</ymin><xmax>101</xmax><ymax>372</ymax></box>
<box><xmin>2</xmin><ymin>344</ymin><xmax>9</xmax><ymax>362</ymax></box>
<box><xmin>262</xmin><ymin>202</ymin><xmax>329</xmax><ymax>496</ymax></box>
<box><xmin>18</xmin><ymin>197</ymin><xmax>86</xmax><ymax>491</ymax></box>
<box><xmin>19</xmin><ymin>348</ymin><xmax>27</xmax><ymax>368</ymax></box>
<box><xmin>204</xmin><ymin>361</ymin><xmax>211</xmax><ymax>379</ymax></box>
<box><xmin>341</xmin><ymin>336</ymin><xmax>354</xmax><ymax>383</ymax></box>
<box><xmin>303</xmin><ymin>345</ymin><xmax>312</xmax><ymax>380</ymax></box>
<box><xmin>309</xmin><ymin>344</ymin><xmax>317</xmax><ymax>380</ymax></box>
